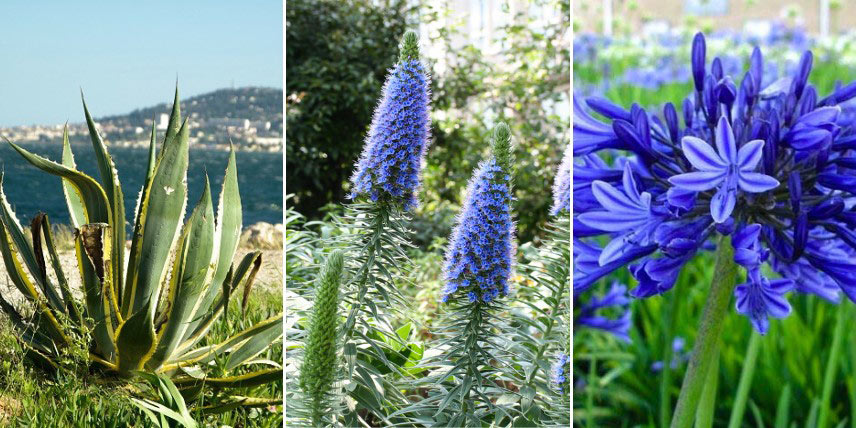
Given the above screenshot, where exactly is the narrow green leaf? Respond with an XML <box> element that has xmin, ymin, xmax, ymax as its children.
<box><xmin>6</xmin><ymin>140</ymin><xmax>110</xmax><ymax>223</ymax></box>
<box><xmin>60</xmin><ymin>126</ymin><xmax>87</xmax><ymax>228</ymax></box>
<box><xmin>186</xmin><ymin>145</ymin><xmax>242</xmax><ymax>337</ymax></box>
<box><xmin>775</xmin><ymin>385</ymin><xmax>791</xmax><ymax>428</ymax></box>
<box><xmin>82</xmin><ymin>94</ymin><xmax>126</xmax><ymax>305</ymax></box>
<box><xmin>172</xmin><ymin>368</ymin><xmax>281</xmax><ymax>389</ymax></box>
<box><xmin>123</xmin><ymin>118</ymin><xmax>189</xmax><ymax>318</ymax></box>
<box><xmin>115</xmin><ymin>300</ymin><xmax>157</xmax><ymax>375</ymax></box>
<box><xmin>147</xmin><ymin>179</ymin><xmax>215</xmax><ymax>370</ymax></box>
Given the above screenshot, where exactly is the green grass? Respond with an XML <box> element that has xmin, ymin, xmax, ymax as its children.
<box><xmin>0</xmin><ymin>289</ymin><xmax>283</xmax><ymax>427</ymax></box>
<box><xmin>575</xmin><ymin>254</ymin><xmax>856</xmax><ymax>427</ymax></box>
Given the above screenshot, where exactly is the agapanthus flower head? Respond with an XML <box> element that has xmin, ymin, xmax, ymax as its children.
<box><xmin>552</xmin><ymin>353</ymin><xmax>571</xmax><ymax>394</ymax></box>
<box><xmin>349</xmin><ymin>30</ymin><xmax>431</xmax><ymax>210</ymax></box>
<box><xmin>442</xmin><ymin>123</ymin><xmax>515</xmax><ymax>304</ymax></box>
<box><xmin>573</xmin><ymin>31</ymin><xmax>856</xmax><ymax>334</ymax></box>
<box><xmin>551</xmin><ymin>144</ymin><xmax>571</xmax><ymax>215</ymax></box>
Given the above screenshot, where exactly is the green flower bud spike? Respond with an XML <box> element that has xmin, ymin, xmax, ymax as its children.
<box><xmin>300</xmin><ymin>250</ymin><xmax>344</xmax><ymax>426</ymax></box>
<box><xmin>399</xmin><ymin>30</ymin><xmax>420</xmax><ymax>62</ymax></box>
<box><xmin>491</xmin><ymin>122</ymin><xmax>514</xmax><ymax>176</ymax></box>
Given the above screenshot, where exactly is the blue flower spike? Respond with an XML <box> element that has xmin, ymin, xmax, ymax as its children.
<box><xmin>349</xmin><ymin>30</ymin><xmax>431</xmax><ymax>210</ymax></box>
<box><xmin>550</xmin><ymin>144</ymin><xmax>571</xmax><ymax>215</ymax></box>
<box><xmin>442</xmin><ymin>123</ymin><xmax>515</xmax><ymax>304</ymax></box>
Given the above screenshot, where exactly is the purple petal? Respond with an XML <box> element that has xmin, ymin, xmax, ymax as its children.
<box><xmin>599</xmin><ymin>233</ymin><xmax>637</xmax><ymax>266</ymax></box>
<box><xmin>577</xmin><ymin>211</ymin><xmax>649</xmax><ymax>232</ymax></box>
<box><xmin>621</xmin><ymin>163</ymin><xmax>641</xmax><ymax>201</ymax></box>
<box><xmin>586</xmin><ymin>97</ymin><xmax>632</xmax><ymax>121</ymax></box>
<box><xmin>797</xmin><ymin>106</ymin><xmax>841</xmax><ymax>126</ymax></box>
<box><xmin>669</xmin><ymin>171</ymin><xmax>726</xmax><ymax>191</ymax></box>
<box><xmin>737</xmin><ymin>139</ymin><xmax>765</xmax><ymax>171</ymax></box>
<box><xmin>738</xmin><ymin>172</ymin><xmax>779</xmax><ymax>193</ymax></box>
<box><xmin>590</xmin><ymin>180</ymin><xmax>643</xmax><ymax>214</ymax></box>
<box><xmin>682</xmin><ymin>136</ymin><xmax>727</xmax><ymax>171</ymax></box>
<box><xmin>710</xmin><ymin>185</ymin><xmax>736</xmax><ymax>223</ymax></box>
<box><xmin>715</xmin><ymin>116</ymin><xmax>737</xmax><ymax>164</ymax></box>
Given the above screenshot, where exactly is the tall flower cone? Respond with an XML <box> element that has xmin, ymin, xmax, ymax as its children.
<box><xmin>299</xmin><ymin>250</ymin><xmax>344</xmax><ymax>426</ymax></box>
<box><xmin>442</xmin><ymin>123</ymin><xmax>515</xmax><ymax>303</ymax></box>
<box><xmin>349</xmin><ymin>30</ymin><xmax>431</xmax><ymax>210</ymax></box>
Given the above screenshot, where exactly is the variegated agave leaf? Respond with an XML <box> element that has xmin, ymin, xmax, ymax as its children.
<box><xmin>0</xmin><ymin>88</ymin><xmax>282</xmax><ymax>407</ymax></box>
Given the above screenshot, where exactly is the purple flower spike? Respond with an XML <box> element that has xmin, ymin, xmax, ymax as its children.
<box><xmin>550</xmin><ymin>145</ymin><xmax>571</xmax><ymax>215</ymax></box>
<box><xmin>669</xmin><ymin>116</ymin><xmax>779</xmax><ymax>223</ymax></box>
<box><xmin>349</xmin><ymin>31</ymin><xmax>431</xmax><ymax>210</ymax></box>
<box><xmin>442</xmin><ymin>124</ymin><xmax>514</xmax><ymax>304</ymax></box>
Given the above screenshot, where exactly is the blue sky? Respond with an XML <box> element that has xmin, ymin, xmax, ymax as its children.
<box><xmin>0</xmin><ymin>1</ymin><xmax>282</xmax><ymax>126</ymax></box>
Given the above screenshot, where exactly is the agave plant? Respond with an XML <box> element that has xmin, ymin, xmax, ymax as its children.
<box><xmin>0</xmin><ymin>88</ymin><xmax>282</xmax><ymax>399</ymax></box>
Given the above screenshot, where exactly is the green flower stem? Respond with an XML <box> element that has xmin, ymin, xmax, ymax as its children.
<box><xmin>818</xmin><ymin>303</ymin><xmax>848</xmax><ymax>428</ymax></box>
<box><xmin>727</xmin><ymin>332</ymin><xmax>762</xmax><ymax>428</ymax></box>
<box><xmin>660</xmin><ymin>283</ymin><xmax>682</xmax><ymax>428</ymax></box>
<box><xmin>587</xmin><ymin>356</ymin><xmax>597</xmax><ymax>428</ymax></box>
<box><xmin>695</xmin><ymin>347</ymin><xmax>720</xmax><ymax>428</ymax></box>
<box><xmin>670</xmin><ymin>236</ymin><xmax>737</xmax><ymax>428</ymax></box>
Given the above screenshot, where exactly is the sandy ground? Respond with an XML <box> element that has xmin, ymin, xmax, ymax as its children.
<box><xmin>0</xmin><ymin>247</ymin><xmax>283</xmax><ymax>305</ymax></box>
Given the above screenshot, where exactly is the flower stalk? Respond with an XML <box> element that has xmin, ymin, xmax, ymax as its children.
<box><xmin>671</xmin><ymin>236</ymin><xmax>738</xmax><ymax>428</ymax></box>
<box><xmin>727</xmin><ymin>332</ymin><xmax>761</xmax><ymax>428</ymax></box>
<box><xmin>300</xmin><ymin>250</ymin><xmax>344</xmax><ymax>427</ymax></box>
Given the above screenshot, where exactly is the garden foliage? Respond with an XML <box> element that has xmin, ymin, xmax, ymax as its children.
<box><xmin>287</xmin><ymin>25</ymin><xmax>571</xmax><ymax>427</ymax></box>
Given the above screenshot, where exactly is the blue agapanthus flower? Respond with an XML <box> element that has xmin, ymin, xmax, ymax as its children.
<box><xmin>575</xmin><ymin>281</ymin><xmax>632</xmax><ymax>342</ymax></box>
<box><xmin>552</xmin><ymin>353</ymin><xmax>571</xmax><ymax>394</ymax></box>
<box><xmin>551</xmin><ymin>144</ymin><xmax>571</xmax><ymax>215</ymax></box>
<box><xmin>573</xmin><ymin>32</ymin><xmax>856</xmax><ymax>335</ymax></box>
<box><xmin>442</xmin><ymin>156</ymin><xmax>514</xmax><ymax>303</ymax></box>
<box><xmin>349</xmin><ymin>32</ymin><xmax>431</xmax><ymax>210</ymax></box>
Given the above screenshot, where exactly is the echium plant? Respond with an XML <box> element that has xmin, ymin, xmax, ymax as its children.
<box><xmin>500</xmin><ymin>142</ymin><xmax>572</xmax><ymax>427</ymax></box>
<box><xmin>349</xmin><ymin>30</ymin><xmax>431</xmax><ymax>211</ymax></box>
<box><xmin>441</xmin><ymin>123</ymin><xmax>515</xmax><ymax>304</ymax></box>
<box><xmin>411</xmin><ymin>123</ymin><xmax>516</xmax><ymax>427</ymax></box>
<box><xmin>328</xmin><ymin>29</ymin><xmax>430</xmax><ymax>425</ymax></box>
<box><xmin>574</xmin><ymin>32</ymin><xmax>856</xmax><ymax>426</ymax></box>
<box><xmin>298</xmin><ymin>251</ymin><xmax>344</xmax><ymax>427</ymax></box>
<box><xmin>0</xmin><ymin>88</ymin><xmax>282</xmax><ymax>410</ymax></box>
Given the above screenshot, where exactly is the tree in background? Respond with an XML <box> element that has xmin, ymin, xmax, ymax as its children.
<box><xmin>287</xmin><ymin>0</ymin><xmax>569</xmax><ymax>245</ymax></box>
<box><xmin>286</xmin><ymin>0</ymin><xmax>414</xmax><ymax>218</ymax></box>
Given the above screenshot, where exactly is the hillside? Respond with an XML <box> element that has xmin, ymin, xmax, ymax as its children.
<box><xmin>100</xmin><ymin>87</ymin><xmax>283</xmax><ymax>129</ymax></box>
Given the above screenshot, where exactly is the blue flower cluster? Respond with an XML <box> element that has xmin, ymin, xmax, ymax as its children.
<box><xmin>575</xmin><ymin>281</ymin><xmax>632</xmax><ymax>342</ymax></box>
<box><xmin>552</xmin><ymin>353</ymin><xmax>571</xmax><ymax>394</ymax></box>
<box><xmin>574</xmin><ymin>32</ymin><xmax>856</xmax><ymax>334</ymax></box>
<box><xmin>551</xmin><ymin>145</ymin><xmax>571</xmax><ymax>215</ymax></box>
<box><xmin>442</xmin><ymin>158</ymin><xmax>514</xmax><ymax>303</ymax></box>
<box><xmin>349</xmin><ymin>58</ymin><xmax>431</xmax><ymax>210</ymax></box>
